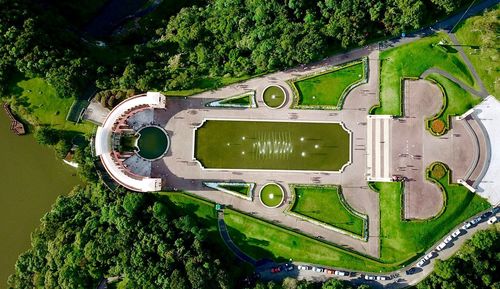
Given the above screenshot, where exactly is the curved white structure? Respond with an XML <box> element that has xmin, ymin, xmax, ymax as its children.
<box><xmin>460</xmin><ymin>96</ymin><xmax>500</xmax><ymax>205</ymax></box>
<box><xmin>95</xmin><ymin>92</ymin><xmax>166</xmax><ymax>192</ymax></box>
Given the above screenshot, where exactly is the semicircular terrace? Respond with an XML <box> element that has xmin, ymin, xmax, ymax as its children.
<box><xmin>457</xmin><ymin>96</ymin><xmax>500</xmax><ymax>205</ymax></box>
<box><xmin>95</xmin><ymin>92</ymin><xmax>166</xmax><ymax>192</ymax></box>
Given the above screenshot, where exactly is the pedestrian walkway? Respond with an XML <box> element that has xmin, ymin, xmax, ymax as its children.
<box><xmin>217</xmin><ymin>211</ymin><xmax>257</xmax><ymax>266</ymax></box>
<box><xmin>366</xmin><ymin>115</ymin><xmax>392</xmax><ymax>182</ymax></box>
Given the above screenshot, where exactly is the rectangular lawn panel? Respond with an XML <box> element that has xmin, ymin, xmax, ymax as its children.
<box><xmin>291</xmin><ymin>185</ymin><xmax>365</xmax><ymax>236</ymax></box>
<box><xmin>294</xmin><ymin>62</ymin><xmax>364</xmax><ymax>107</ymax></box>
<box><xmin>195</xmin><ymin>120</ymin><xmax>350</xmax><ymax>171</ymax></box>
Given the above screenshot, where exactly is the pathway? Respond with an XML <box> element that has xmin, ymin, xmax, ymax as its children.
<box><xmin>217</xmin><ymin>211</ymin><xmax>257</xmax><ymax>266</ymax></box>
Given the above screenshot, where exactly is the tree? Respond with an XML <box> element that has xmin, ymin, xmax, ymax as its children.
<box><xmin>34</xmin><ymin>127</ymin><xmax>59</xmax><ymax>145</ymax></box>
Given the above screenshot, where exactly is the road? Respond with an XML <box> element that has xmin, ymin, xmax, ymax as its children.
<box><xmin>246</xmin><ymin>209</ymin><xmax>499</xmax><ymax>288</ymax></box>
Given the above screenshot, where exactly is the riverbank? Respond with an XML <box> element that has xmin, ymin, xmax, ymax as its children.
<box><xmin>0</xmin><ymin>113</ymin><xmax>80</xmax><ymax>288</ymax></box>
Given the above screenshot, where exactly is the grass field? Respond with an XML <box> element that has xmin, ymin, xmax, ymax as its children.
<box><xmin>8</xmin><ymin>77</ymin><xmax>94</xmax><ymax>134</ymax></box>
<box><xmin>375</xmin><ymin>169</ymin><xmax>490</xmax><ymax>264</ymax></box>
<box><xmin>195</xmin><ymin>120</ymin><xmax>350</xmax><ymax>171</ymax></box>
<box><xmin>218</xmin><ymin>183</ymin><xmax>252</xmax><ymax>196</ymax></box>
<box><xmin>291</xmin><ymin>186</ymin><xmax>364</xmax><ymax>236</ymax></box>
<box><xmin>375</xmin><ymin>33</ymin><xmax>477</xmax><ymax>116</ymax></box>
<box><xmin>260</xmin><ymin>184</ymin><xmax>284</xmax><ymax>207</ymax></box>
<box><xmin>224</xmin><ymin>209</ymin><xmax>391</xmax><ymax>272</ymax></box>
<box><xmin>425</xmin><ymin>73</ymin><xmax>482</xmax><ymax>134</ymax></box>
<box><xmin>262</xmin><ymin>86</ymin><xmax>286</xmax><ymax>108</ymax></box>
<box><xmin>454</xmin><ymin>6</ymin><xmax>499</xmax><ymax>97</ymax></box>
<box><xmin>293</xmin><ymin>62</ymin><xmax>364</xmax><ymax>107</ymax></box>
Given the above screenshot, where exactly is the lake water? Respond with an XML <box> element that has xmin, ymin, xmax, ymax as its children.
<box><xmin>0</xmin><ymin>112</ymin><xmax>80</xmax><ymax>288</ymax></box>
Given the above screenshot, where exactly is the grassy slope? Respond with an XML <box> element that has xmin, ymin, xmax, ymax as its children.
<box><xmin>9</xmin><ymin>77</ymin><xmax>94</xmax><ymax>134</ymax></box>
<box><xmin>224</xmin><ymin>209</ymin><xmax>391</xmax><ymax>272</ymax></box>
<box><xmin>454</xmin><ymin>6</ymin><xmax>500</xmax><ymax>97</ymax></box>
<box><xmin>376</xmin><ymin>173</ymin><xmax>490</xmax><ymax>264</ymax></box>
<box><xmin>376</xmin><ymin>33</ymin><xmax>477</xmax><ymax>116</ymax></box>
<box><xmin>295</xmin><ymin>62</ymin><xmax>364</xmax><ymax>107</ymax></box>
<box><xmin>426</xmin><ymin>73</ymin><xmax>481</xmax><ymax>124</ymax></box>
<box><xmin>291</xmin><ymin>186</ymin><xmax>364</xmax><ymax>236</ymax></box>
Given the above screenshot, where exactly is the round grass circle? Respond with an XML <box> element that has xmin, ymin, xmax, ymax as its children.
<box><xmin>136</xmin><ymin>126</ymin><xmax>169</xmax><ymax>160</ymax></box>
<box><xmin>262</xmin><ymin>85</ymin><xmax>287</xmax><ymax>108</ymax></box>
<box><xmin>259</xmin><ymin>183</ymin><xmax>284</xmax><ymax>208</ymax></box>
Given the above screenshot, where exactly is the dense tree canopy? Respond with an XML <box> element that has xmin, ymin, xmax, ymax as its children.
<box><xmin>418</xmin><ymin>228</ymin><xmax>499</xmax><ymax>289</ymax></box>
<box><xmin>7</xmin><ymin>184</ymin><xmax>233</xmax><ymax>289</ymax></box>
<box><xmin>0</xmin><ymin>0</ymin><xmax>471</xmax><ymax>99</ymax></box>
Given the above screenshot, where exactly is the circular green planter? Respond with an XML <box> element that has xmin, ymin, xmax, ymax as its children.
<box><xmin>262</xmin><ymin>85</ymin><xmax>287</xmax><ymax>109</ymax></box>
<box><xmin>259</xmin><ymin>183</ymin><xmax>285</xmax><ymax>208</ymax></box>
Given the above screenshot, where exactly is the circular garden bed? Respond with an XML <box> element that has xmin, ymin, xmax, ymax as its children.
<box><xmin>259</xmin><ymin>183</ymin><xmax>284</xmax><ymax>208</ymax></box>
<box><xmin>262</xmin><ymin>85</ymin><xmax>286</xmax><ymax>108</ymax></box>
<box><xmin>430</xmin><ymin>119</ymin><xmax>446</xmax><ymax>135</ymax></box>
<box><xmin>430</xmin><ymin>163</ymin><xmax>447</xmax><ymax>180</ymax></box>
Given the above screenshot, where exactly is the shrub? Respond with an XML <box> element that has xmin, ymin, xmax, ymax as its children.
<box><xmin>431</xmin><ymin>163</ymin><xmax>446</xmax><ymax>180</ymax></box>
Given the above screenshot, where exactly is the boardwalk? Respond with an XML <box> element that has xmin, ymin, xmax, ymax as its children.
<box><xmin>3</xmin><ymin>103</ymin><xmax>25</xmax><ymax>135</ymax></box>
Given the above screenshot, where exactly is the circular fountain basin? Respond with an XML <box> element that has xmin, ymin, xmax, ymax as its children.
<box><xmin>136</xmin><ymin>126</ymin><xmax>169</xmax><ymax>160</ymax></box>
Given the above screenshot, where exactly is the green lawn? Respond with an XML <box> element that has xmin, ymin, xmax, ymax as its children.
<box><xmin>293</xmin><ymin>61</ymin><xmax>364</xmax><ymax>108</ymax></box>
<box><xmin>224</xmin><ymin>209</ymin><xmax>391</xmax><ymax>272</ymax></box>
<box><xmin>219</xmin><ymin>183</ymin><xmax>252</xmax><ymax>197</ymax></box>
<box><xmin>8</xmin><ymin>77</ymin><xmax>94</xmax><ymax>134</ymax></box>
<box><xmin>375</xmin><ymin>33</ymin><xmax>477</xmax><ymax>116</ymax></box>
<box><xmin>262</xmin><ymin>86</ymin><xmax>286</xmax><ymax>108</ymax></box>
<box><xmin>454</xmin><ymin>6</ymin><xmax>499</xmax><ymax>97</ymax></box>
<box><xmin>291</xmin><ymin>186</ymin><xmax>365</xmax><ymax>236</ymax></box>
<box><xmin>195</xmin><ymin>120</ymin><xmax>350</xmax><ymax>171</ymax></box>
<box><xmin>260</xmin><ymin>184</ymin><xmax>284</xmax><ymax>207</ymax></box>
<box><xmin>425</xmin><ymin>73</ymin><xmax>482</xmax><ymax>134</ymax></box>
<box><xmin>376</xmin><ymin>167</ymin><xmax>490</xmax><ymax>264</ymax></box>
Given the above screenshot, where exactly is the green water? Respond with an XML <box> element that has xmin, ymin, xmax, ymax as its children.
<box><xmin>0</xmin><ymin>112</ymin><xmax>80</xmax><ymax>287</ymax></box>
<box><xmin>136</xmin><ymin>126</ymin><xmax>169</xmax><ymax>160</ymax></box>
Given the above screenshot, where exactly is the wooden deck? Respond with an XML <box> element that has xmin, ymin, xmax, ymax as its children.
<box><xmin>3</xmin><ymin>103</ymin><xmax>25</xmax><ymax>135</ymax></box>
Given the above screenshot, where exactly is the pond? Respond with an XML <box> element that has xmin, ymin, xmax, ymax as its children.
<box><xmin>0</xmin><ymin>112</ymin><xmax>80</xmax><ymax>288</ymax></box>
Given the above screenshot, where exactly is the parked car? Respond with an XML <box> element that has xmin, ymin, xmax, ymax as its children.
<box><xmin>313</xmin><ymin>267</ymin><xmax>324</xmax><ymax>273</ymax></box>
<box><xmin>284</xmin><ymin>263</ymin><xmax>294</xmax><ymax>271</ymax></box>
<box><xmin>376</xmin><ymin>276</ymin><xmax>389</xmax><ymax>281</ymax></box>
<box><xmin>298</xmin><ymin>265</ymin><xmax>312</xmax><ymax>271</ymax></box>
<box><xmin>436</xmin><ymin>242</ymin><xmax>447</xmax><ymax>251</ymax></box>
<box><xmin>335</xmin><ymin>271</ymin><xmax>349</xmax><ymax>276</ymax></box>
<box><xmin>443</xmin><ymin>236</ymin><xmax>453</xmax><ymax>244</ymax></box>
<box><xmin>364</xmin><ymin>275</ymin><xmax>376</xmax><ymax>280</ymax></box>
<box><xmin>325</xmin><ymin>269</ymin><xmax>335</xmax><ymax>274</ymax></box>
<box><xmin>487</xmin><ymin>216</ymin><xmax>498</xmax><ymax>225</ymax></box>
<box><xmin>405</xmin><ymin>268</ymin><xmax>417</xmax><ymax>275</ymax></box>
<box><xmin>271</xmin><ymin>267</ymin><xmax>281</xmax><ymax>273</ymax></box>
<box><xmin>471</xmin><ymin>217</ymin><xmax>481</xmax><ymax>225</ymax></box>
<box><xmin>462</xmin><ymin>222</ymin><xmax>472</xmax><ymax>230</ymax></box>
<box><xmin>417</xmin><ymin>259</ymin><xmax>427</xmax><ymax>267</ymax></box>
<box><xmin>451</xmin><ymin>229</ymin><xmax>462</xmax><ymax>238</ymax></box>
<box><xmin>481</xmin><ymin>211</ymin><xmax>493</xmax><ymax>219</ymax></box>
<box><xmin>492</xmin><ymin>207</ymin><xmax>500</xmax><ymax>214</ymax></box>
<box><xmin>424</xmin><ymin>252</ymin><xmax>435</xmax><ymax>260</ymax></box>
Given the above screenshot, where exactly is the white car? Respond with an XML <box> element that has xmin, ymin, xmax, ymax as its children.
<box><xmin>461</xmin><ymin>223</ymin><xmax>470</xmax><ymax>230</ymax></box>
<box><xmin>298</xmin><ymin>265</ymin><xmax>311</xmax><ymax>271</ymax></box>
<box><xmin>443</xmin><ymin>236</ymin><xmax>453</xmax><ymax>244</ymax></box>
<box><xmin>376</xmin><ymin>276</ymin><xmax>388</xmax><ymax>281</ymax></box>
<box><xmin>436</xmin><ymin>242</ymin><xmax>447</xmax><ymax>251</ymax></box>
<box><xmin>487</xmin><ymin>216</ymin><xmax>498</xmax><ymax>224</ymax></box>
<box><xmin>364</xmin><ymin>275</ymin><xmax>376</xmax><ymax>280</ymax></box>
<box><xmin>452</xmin><ymin>229</ymin><xmax>462</xmax><ymax>238</ymax></box>
<box><xmin>417</xmin><ymin>259</ymin><xmax>426</xmax><ymax>267</ymax></box>
<box><xmin>424</xmin><ymin>252</ymin><xmax>435</xmax><ymax>260</ymax></box>
<box><xmin>335</xmin><ymin>270</ymin><xmax>349</xmax><ymax>276</ymax></box>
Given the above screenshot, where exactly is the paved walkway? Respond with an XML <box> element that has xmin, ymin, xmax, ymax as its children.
<box><xmin>217</xmin><ymin>211</ymin><xmax>257</xmax><ymax>266</ymax></box>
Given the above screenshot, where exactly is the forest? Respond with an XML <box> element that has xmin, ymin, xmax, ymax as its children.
<box><xmin>0</xmin><ymin>0</ymin><xmax>469</xmax><ymax>98</ymax></box>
